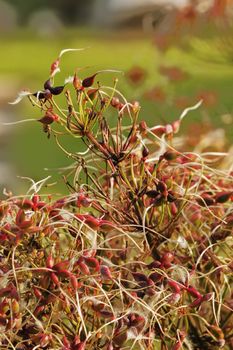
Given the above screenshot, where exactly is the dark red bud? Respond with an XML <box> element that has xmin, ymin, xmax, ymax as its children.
<box><xmin>49</xmin><ymin>85</ymin><xmax>64</xmax><ymax>95</ymax></box>
<box><xmin>163</xmin><ymin>150</ymin><xmax>178</xmax><ymax>161</ymax></box>
<box><xmin>157</xmin><ymin>181</ymin><xmax>167</xmax><ymax>193</ymax></box>
<box><xmin>197</xmin><ymin>194</ymin><xmax>215</xmax><ymax>206</ymax></box>
<box><xmin>146</xmin><ymin>190</ymin><xmax>160</xmax><ymax>198</ymax></box>
<box><xmin>100</xmin><ymin>265</ymin><xmax>112</xmax><ymax>280</ymax></box>
<box><xmin>82</xmin><ymin>73</ymin><xmax>97</xmax><ymax>88</ymax></box>
<box><xmin>142</xmin><ymin>146</ymin><xmax>149</xmax><ymax>158</ymax></box>
<box><xmin>215</xmin><ymin>191</ymin><xmax>232</xmax><ymax>203</ymax></box>
<box><xmin>167</xmin><ymin>191</ymin><xmax>176</xmax><ymax>202</ymax></box>
<box><xmin>44</xmin><ymin>79</ymin><xmax>52</xmax><ymax>90</ymax></box>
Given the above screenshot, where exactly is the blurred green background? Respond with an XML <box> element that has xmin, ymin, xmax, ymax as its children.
<box><xmin>0</xmin><ymin>0</ymin><xmax>232</xmax><ymax>195</ymax></box>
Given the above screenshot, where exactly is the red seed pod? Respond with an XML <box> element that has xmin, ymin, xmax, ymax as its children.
<box><xmin>56</xmin><ymin>269</ymin><xmax>72</xmax><ymax>278</ymax></box>
<box><xmin>146</xmin><ymin>190</ymin><xmax>160</xmax><ymax>198</ymax></box>
<box><xmin>215</xmin><ymin>191</ymin><xmax>232</xmax><ymax>203</ymax></box>
<box><xmin>151</xmin><ymin>125</ymin><xmax>166</xmax><ymax>137</ymax></box>
<box><xmin>76</xmin><ymin>341</ymin><xmax>86</xmax><ymax>350</ymax></box>
<box><xmin>46</xmin><ymin>254</ymin><xmax>54</xmax><ymax>269</ymax></box>
<box><xmin>53</xmin><ymin>260</ymin><xmax>70</xmax><ymax>272</ymax></box>
<box><xmin>38</xmin><ymin>110</ymin><xmax>59</xmax><ymax>125</ymax></box>
<box><xmin>16</xmin><ymin>199</ymin><xmax>34</xmax><ymax>210</ymax></box>
<box><xmin>100</xmin><ymin>265</ymin><xmax>113</xmax><ymax>280</ymax></box>
<box><xmin>163</xmin><ymin>150</ymin><xmax>178</xmax><ymax>161</ymax></box>
<box><xmin>84</xmin><ymin>257</ymin><xmax>100</xmax><ymax>271</ymax></box>
<box><xmin>189</xmin><ymin>297</ymin><xmax>203</xmax><ymax>308</ymax></box>
<box><xmin>34</xmin><ymin>305</ymin><xmax>45</xmax><ymax>316</ymax></box>
<box><xmin>50</xmin><ymin>272</ymin><xmax>60</xmax><ymax>286</ymax></box>
<box><xmin>86</xmin><ymin>88</ymin><xmax>98</xmax><ymax>100</ymax></box>
<box><xmin>82</xmin><ymin>73</ymin><xmax>97</xmax><ymax>88</ymax></box>
<box><xmin>99</xmin><ymin>220</ymin><xmax>115</xmax><ymax>232</ymax></box>
<box><xmin>139</xmin><ymin>120</ymin><xmax>148</xmax><ymax>134</ymax></box>
<box><xmin>62</xmin><ymin>336</ymin><xmax>71</xmax><ymax>349</ymax></box>
<box><xmin>73</xmin><ymin>72</ymin><xmax>82</xmax><ymax>90</ymax></box>
<box><xmin>170</xmin><ymin>202</ymin><xmax>178</xmax><ymax>215</ymax></box>
<box><xmin>147</xmin><ymin>260</ymin><xmax>161</xmax><ymax>269</ymax></box>
<box><xmin>70</xmin><ymin>274</ymin><xmax>79</xmax><ymax>290</ymax></box>
<box><xmin>161</xmin><ymin>252</ymin><xmax>174</xmax><ymax>268</ymax></box>
<box><xmin>186</xmin><ymin>285</ymin><xmax>202</xmax><ymax>299</ymax></box>
<box><xmin>197</xmin><ymin>194</ymin><xmax>215</xmax><ymax>206</ymax></box>
<box><xmin>149</xmin><ymin>272</ymin><xmax>163</xmax><ymax>283</ymax></box>
<box><xmin>130</xmin><ymin>315</ymin><xmax>145</xmax><ymax>331</ymax></box>
<box><xmin>33</xmin><ymin>286</ymin><xmax>43</xmax><ymax>300</ymax></box>
<box><xmin>78</xmin><ymin>261</ymin><xmax>90</xmax><ymax>275</ymax></box>
<box><xmin>132</xmin><ymin>272</ymin><xmax>148</xmax><ymax>283</ymax></box>
<box><xmin>167</xmin><ymin>280</ymin><xmax>181</xmax><ymax>293</ymax></box>
<box><xmin>76</xmin><ymin>214</ymin><xmax>100</xmax><ymax>230</ymax></box>
<box><xmin>15</xmin><ymin>209</ymin><xmax>25</xmax><ymax>227</ymax></box>
<box><xmin>141</xmin><ymin>145</ymin><xmax>149</xmax><ymax>159</ymax></box>
<box><xmin>157</xmin><ymin>181</ymin><xmax>167</xmax><ymax>194</ymax></box>
<box><xmin>111</xmin><ymin>96</ymin><xmax>120</xmax><ymax>108</ymax></box>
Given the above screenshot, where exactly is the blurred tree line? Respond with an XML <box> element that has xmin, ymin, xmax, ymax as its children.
<box><xmin>6</xmin><ymin>0</ymin><xmax>95</xmax><ymax>25</ymax></box>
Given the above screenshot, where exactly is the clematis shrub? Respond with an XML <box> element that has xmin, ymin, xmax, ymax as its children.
<box><xmin>1</xmin><ymin>51</ymin><xmax>233</xmax><ymax>349</ymax></box>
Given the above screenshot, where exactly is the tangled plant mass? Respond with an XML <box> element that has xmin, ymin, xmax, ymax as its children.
<box><xmin>1</xmin><ymin>50</ymin><xmax>233</xmax><ymax>349</ymax></box>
